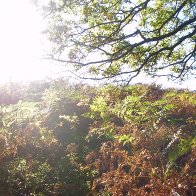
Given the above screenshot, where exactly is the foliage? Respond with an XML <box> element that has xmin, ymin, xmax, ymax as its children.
<box><xmin>0</xmin><ymin>80</ymin><xmax>94</xmax><ymax>195</ymax></box>
<box><xmin>0</xmin><ymin>80</ymin><xmax>195</xmax><ymax>195</ymax></box>
<box><xmin>37</xmin><ymin>0</ymin><xmax>196</xmax><ymax>83</ymax></box>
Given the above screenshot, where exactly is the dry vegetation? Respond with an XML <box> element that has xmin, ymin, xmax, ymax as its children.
<box><xmin>0</xmin><ymin>81</ymin><xmax>195</xmax><ymax>195</ymax></box>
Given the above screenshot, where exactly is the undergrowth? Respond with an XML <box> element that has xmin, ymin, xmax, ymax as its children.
<box><xmin>0</xmin><ymin>81</ymin><xmax>195</xmax><ymax>195</ymax></box>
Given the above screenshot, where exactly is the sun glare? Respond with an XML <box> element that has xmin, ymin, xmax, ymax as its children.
<box><xmin>0</xmin><ymin>0</ymin><xmax>54</xmax><ymax>83</ymax></box>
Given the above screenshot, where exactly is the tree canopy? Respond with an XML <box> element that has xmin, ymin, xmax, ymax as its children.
<box><xmin>40</xmin><ymin>0</ymin><xmax>196</xmax><ymax>84</ymax></box>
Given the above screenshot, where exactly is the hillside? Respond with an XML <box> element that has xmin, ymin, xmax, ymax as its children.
<box><xmin>0</xmin><ymin>80</ymin><xmax>195</xmax><ymax>195</ymax></box>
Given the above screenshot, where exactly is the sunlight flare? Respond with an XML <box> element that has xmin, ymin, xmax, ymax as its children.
<box><xmin>0</xmin><ymin>0</ymin><xmax>50</xmax><ymax>82</ymax></box>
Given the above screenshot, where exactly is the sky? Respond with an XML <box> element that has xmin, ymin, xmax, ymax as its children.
<box><xmin>0</xmin><ymin>0</ymin><xmax>61</xmax><ymax>83</ymax></box>
<box><xmin>0</xmin><ymin>0</ymin><xmax>195</xmax><ymax>90</ymax></box>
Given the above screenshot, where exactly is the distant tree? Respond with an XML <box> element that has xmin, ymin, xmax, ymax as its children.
<box><xmin>39</xmin><ymin>0</ymin><xmax>196</xmax><ymax>84</ymax></box>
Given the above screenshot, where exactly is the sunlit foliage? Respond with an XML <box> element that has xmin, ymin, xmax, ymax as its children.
<box><xmin>0</xmin><ymin>80</ymin><xmax>195</xmax><ymax>195</ymax></box>
<box><xmin>38</xmin><ymin>0</ymin><xmax>196</xmax><ymax>83</ymax></box>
